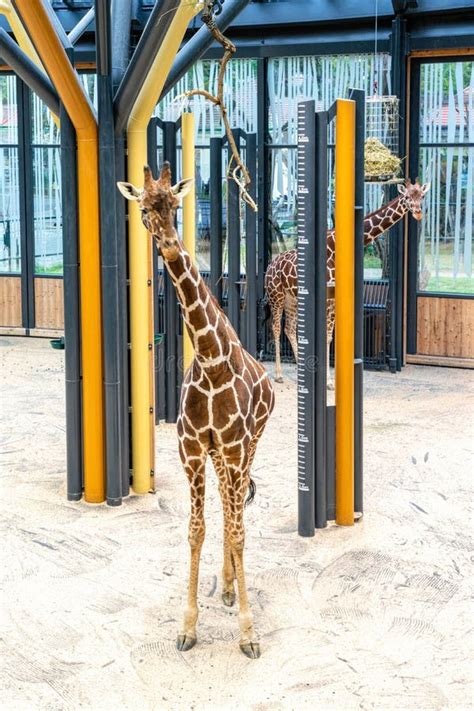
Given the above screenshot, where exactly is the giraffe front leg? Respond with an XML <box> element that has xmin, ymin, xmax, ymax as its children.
<box><xmin>176</xmin><ymin>442</ymin><xmax>207</xmax><ymax>652</ymax></box>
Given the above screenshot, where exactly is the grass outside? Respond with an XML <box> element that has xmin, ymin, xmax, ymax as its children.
<box><xmin>35</xmin><ymin>262</ymin><xmax>63</xmax><ymax>275</ymax></box>
<box><xmin>423</xmin><ymin>275</ymin><xmax>474</xmax><ymax>294</ymax></box>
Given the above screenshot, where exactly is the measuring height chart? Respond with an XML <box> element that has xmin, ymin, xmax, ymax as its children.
<box><xmin>296</xmin><ymin>101</ymin><xmax>316</xmax><ymax>535</ymax></box>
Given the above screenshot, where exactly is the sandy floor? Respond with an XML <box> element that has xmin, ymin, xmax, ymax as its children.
<box><xmin>0</xmin><ymin>336</ymin><xmax>473</xmax><ymax>711</ymax></box>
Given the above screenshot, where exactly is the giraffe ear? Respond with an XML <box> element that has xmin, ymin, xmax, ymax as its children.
<box><xmin>117</xmin><ymin>181</ymin><xmax>142</xmax><ymax>201</ymax></box>
<box><xmin>397</xmin><ymin>183</ymin><xmax>407</xmax><ymax>196</ymax></box>
<box><xmin>172</xmin><ymin>178</ymin><xmax>194</xmax><ymax>203</ymax></box>
<box><xmin>421</xmin><ymin>182</ymin><xmax>431</xmax><ymax>195</ymax></box>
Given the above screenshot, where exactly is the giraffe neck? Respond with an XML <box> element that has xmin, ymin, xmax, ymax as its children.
<box><xmin>363</xmin><ymin>195</ymin><xmax>408</xmax><ymax>246</ymax></box>
<box><xmin>162</xmin><ymin>241</ymin><xmax>236</xmax><ymax>369</ymax></box>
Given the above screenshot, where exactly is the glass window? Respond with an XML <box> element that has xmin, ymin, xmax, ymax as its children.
<box><xmin>156</xmin><ymin>59</ymin><xmax>258</xmax><ymax>145</ymax></box>
<box><xmin>418</xmin><ymin>145</ymin><xmax>474</xmax><ymax>294</ymax></box>
<box><xmin>155</xmin><ymin>60</ymin><xmax>256</xmax><ymax>272</ymax></box>
<box><xmin>268</xmin><ymin>53</ymin><xmax>392</xmax><ymax>145</ymax></box>
<box><xmin>0</xmin><ymin>74</ymin><xmax>21</xmax><ymax>274</ymax></box>
<box><xmin>420</xmin><ymin>61</ymin><xmax>473</xmax><ymax>145</ymax></box>
<box><xmin>33</xmin><ymin>146</ymin><xmax>62</xmax><ymax>274</ymax></box>
<box><xmin>31</xmin><ymin>91</ymin><xmax>62</xmax><ymax>275</ymax></box>
<box><xmin>32</xmin><ymin>72</ymin><xmax>96</xmax><ymax>275</ymax></box>
<box><xmin>267</xmin><ymin>53</ymin><xmax>392</xmax><ymax>270</ymax></box>
<box><xmin>417</xmin><ymin>61</ymin><xmax>474</xmax><ymax>295</ymax></box>
<box><xmin>270</xmin><ymin>147</ymin><xmax>297</xmax><ymax>256</ymax></box>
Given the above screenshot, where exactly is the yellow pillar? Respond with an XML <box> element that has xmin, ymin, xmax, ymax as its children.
<box><xmin>126</xmin><ymin>1</ymin><xmax>202</xmax><ymax>494</ymax></box>
<box><xmin>335</xmin><ymin>98</ymin><xmax>356</xmax><ymax>526</ymax></box>
<box><xmin>15</xmin><ymin>0</ymin><xmax>105</xmax><ymax>503</ymax></box>
<box><xmin>181</xmin><ymin>111</ymin><xmax>195</xmax><ymax>372</ymax></box>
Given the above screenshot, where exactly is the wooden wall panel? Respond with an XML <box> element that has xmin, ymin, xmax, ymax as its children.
<box><xmin>34</xmin><ymin>278</ymin><xmax>64</xmax><ymax>330</ymax></box>
<box><xmin>0</xmin><ymin>277</ymin><xmax>22</xmax><ymax>327</ymax></box>
<box><xmin>417</xmin><ymin>296</ymin><xmax>474</xmax><ymax>358</ymax></box>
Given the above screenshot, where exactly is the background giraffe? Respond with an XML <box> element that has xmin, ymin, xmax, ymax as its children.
<box><xmin>118</xmin><ymin>163</ymin><xmax>274</xmax><ymax>659</ymax></box>
<box><xmin>265</xmin><ymin>179</ymin><xmax>430</xmax><ymax>384</ymax></box>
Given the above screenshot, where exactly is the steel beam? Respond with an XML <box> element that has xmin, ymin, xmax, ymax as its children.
<box><xmin>0</xmin><ymin>28</ymin><xmax>59</xmax><ymax>115</ymax></box>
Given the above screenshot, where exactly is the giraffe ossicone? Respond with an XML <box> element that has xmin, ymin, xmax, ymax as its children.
<box><xmin>265</xmin><ymin>178</ymin><xmax>431</xmax><ymax>384</ymax></box>
<box><xmin>118</xmin><ymin>163</ymin><xmax>275</xmax><ymax>659</ymax></box>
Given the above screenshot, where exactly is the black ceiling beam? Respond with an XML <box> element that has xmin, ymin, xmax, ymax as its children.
<box><xmin>113</xmin><ymin>0</ymin><xmax>178</xmax><ymax>134</ymax></box>
<box><xmin>0</xmin><ymin>28</ymin><xmax>60</xmax><ymax>116</ymax></box>
<box><xmin>68</xmin><ymin>6</ymin><xmax>95</xmax><ymax>45</ymax></box>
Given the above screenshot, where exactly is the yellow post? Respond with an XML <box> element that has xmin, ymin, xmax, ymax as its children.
<box><xmin>126</xmin><ymin>1</ymin><xmax>201</xmax><ymax>494</ymax></box>
<box><xmin>335</xmin><ymin>98</ymin><xmax>356</xmax><ymax>526</ymax></box>
<box><xmin>181</xmin><ymin>111</ymin><xmax>195</xmax><ymax>372</ymax></box>
<box><xmin>15</xmin><ymin>0</ymin><xmax>105</xmax><ymax>503</ymax></box>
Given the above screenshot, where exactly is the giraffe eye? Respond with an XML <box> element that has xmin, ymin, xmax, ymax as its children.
<box><xmin>142</xmin><ymin>208</ymin><xmax>148</xmax><ymax>215</ymax></box>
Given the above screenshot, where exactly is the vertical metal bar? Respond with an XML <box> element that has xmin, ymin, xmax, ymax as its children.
<box><xmin>326</xmin><ymin>405</ymin><xmax>336</xmax><ymax>521</ymax></box>
<box><xmin>147</xmin><ymin>118</ymin><xmax>162</xmax><ymax>424</ymax></box>
<box><xmin>389</xmin><ymin>19</ymin><xmax>401</xmax><ymax>373</ymax></box>
<box><xmin>96</xmin><ymin>0</ymin><xmax>122</xmax><ymax>506</ymax></box>
<box><xmin>314</xmin><ymin>110</ymin><xmax>329</xmax><ymax>529</ymax></box>
<box><xmin>115</xmin><ymin>132</ymin><xmax>130</xmax><ymax>497</ymax></box>
<box><xmin>335</xmin><ymin>98</ymin><xmax>355</xmax><ymax>527</ymax></box>
<box><xmin>297</xmin><ymin>100</ymin><xmax>316</xmax><ymax>537</ymax></box>
<box><xmin>256</xmin><ymin>57</ymin><xmax>269</xmax><ymax>355</ymax></box>
<box><xmin>210</xmin><ymin>135</ymin><xmax>223</xmax><ymax>304</ymax></box>
<box><xmin>163</xmin><ymin>120</ymin><xmax>178</xmax><ymax>422</ymax></box>
<box><xmin>17</xmin><ymin>78</ymin><xmax>35</xmax><ymax>329</ymax></box>
<box><xmin>246</xmin><ymin>133</ymin><xmax>257</xmax><ymax>356</ymax></box>
<box><xmin>227</xmin><ymin>129</ymin><xmax>241</xmax><ymax>336</ymax></box>
<box><xmin>393</xmin><ymin>16</ymin><xmax>408</xmax><ymax>371</ymax></box>
<box><xmin>407</xmin><ymin>60</ymin><xmax>421</xmax><ymax>355</ymax></box>
<box><xmin>60</xmin><ymin>103</ymin><xmax>83</xmax><ymax>501</ymax></box>
<box><xmin>16</xmin><ymin>76</ymin><xmax>29</xmax><ymax>328</ymax></box>
<box><xmin>111</xmin><ymin>0</ymin><xmax>131</xmax><ymax>92</ymax></box>
<box><xmin>181</xmin><ymin>111</ymin><xmax>195</xmax><ymax>371</ymax></box>
<box><xmin>349</xmin><ymin>88</ymin><xmax>365</xmax><ymax>518</ymax></box>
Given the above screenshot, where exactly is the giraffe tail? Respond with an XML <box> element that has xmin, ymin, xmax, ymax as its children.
<box><xmin>245</xmin><ymin>477</ymin><xmax>256</xmax><ymax>506</ymax></box>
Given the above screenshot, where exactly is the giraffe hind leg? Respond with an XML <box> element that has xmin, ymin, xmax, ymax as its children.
<box><xmin>327</xmin><ymin>299</ymin><xmax>335</xmax><ymax>390</ymax></box>
<box><xmin>284</xmin><ymin>294</ymin><xmax>298</xmax><ymax>364</ymax></box>
<box><xmin>212</xmin><ymin>451</ymin><xmax>236</xmax><ymax>607</ymax></box>
<box><xmin>222</xmin><ymin>449</ymin><xmax>261</xmax><ymax>658</ymax></box>
<box><xmin>271</xmin><ymin>303</ymin><xmax>284</xmax><ymax>383</ymax></box>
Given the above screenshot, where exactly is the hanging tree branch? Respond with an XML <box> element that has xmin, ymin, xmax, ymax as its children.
<box><xmin>177</xmin><ymin>0</ymin><xmax>257</xmax><ymax>212</ymax></box>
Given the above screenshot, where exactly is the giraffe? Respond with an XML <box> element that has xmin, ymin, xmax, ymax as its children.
<box><xmin>265</xmin><ymin>179</ymin><xmax>431</xmax><ymax>385</ymax></box>
<box><xmin>118</xmin><ymin>163</ymin><xmax>274</xmax><ymax>659</ymax></box>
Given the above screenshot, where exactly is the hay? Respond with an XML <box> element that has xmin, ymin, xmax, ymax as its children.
<box><xmin>364</xmin><ymin>137</ymin><xmax>401</xmax><ymax>180</ymax></box>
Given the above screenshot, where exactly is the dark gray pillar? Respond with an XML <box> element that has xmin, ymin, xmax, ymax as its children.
<box><xmin>60</xmin><ymin>104</ymin><xmax>83</xmax><ymax>501</ymax></box>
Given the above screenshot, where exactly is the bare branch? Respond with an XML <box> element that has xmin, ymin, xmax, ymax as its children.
<box><xmin>180</xmin><ymin>1</ymin><xmax>257</xmax><ymax>212</ymax></box>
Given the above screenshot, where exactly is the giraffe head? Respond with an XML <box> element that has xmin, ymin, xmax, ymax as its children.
<box><xmin>397</xmin><ymin>178</ymin><xmax>430</xmax><ymax>221</ymax></box>
<box><xmin>117</xmin><ymin>163</ymin><xmax>194</xmax><ymax>260</ymax></box>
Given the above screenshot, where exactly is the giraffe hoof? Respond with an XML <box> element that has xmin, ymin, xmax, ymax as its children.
<box><xmin>239</xmin><ymin>641</ymin><xmax>261</xmax><ymax>659</ymax></box>
<box><xmin>274</xmin><ymin>376</ymin><xmax>284</xmax><ymax>384</ymax></box>
<box><xmin>176</xmin><ymin>634</ymin><xmax>197</xmax><ymax>652</ymax></box>
<box><xmin>222</xmin><ymin>591</ymin><xmax>236</xmax><ymax>607</ymax></box>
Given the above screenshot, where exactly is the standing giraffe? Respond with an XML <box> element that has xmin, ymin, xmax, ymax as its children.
<box><xmin>118</xmin><ymin>163</ymin><xmax>274</xmax><ymax>659</ymax></box>
<box><xmin>265</xmin><ymin>179</ymin><xmax>430</xmax><ymax>384</ymax></box>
